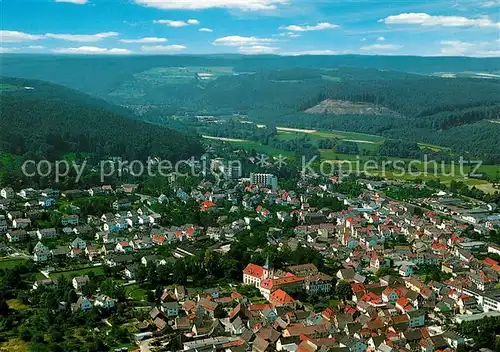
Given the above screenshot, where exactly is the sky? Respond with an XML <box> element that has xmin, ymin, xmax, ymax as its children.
<box><xmin>1</xmin><ymin>0</ymin><xmax>499</xmax><ymax>56</ymax></box>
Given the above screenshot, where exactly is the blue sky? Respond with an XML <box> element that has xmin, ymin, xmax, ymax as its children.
<box><xmin>1</xmin><ymin>0</ymin><xmax>499</xmax><ymax>56</ymax></box>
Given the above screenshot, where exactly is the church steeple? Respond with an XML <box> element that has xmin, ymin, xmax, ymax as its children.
<box><xmin>263</xmin><ymin>254</ymin><xmax>274</xmax><ymax>279</ymax></box>
<box><xmin>264</xmin><ymin>255</ymin><xmax>270</xmax><ymax>270</ymax></box>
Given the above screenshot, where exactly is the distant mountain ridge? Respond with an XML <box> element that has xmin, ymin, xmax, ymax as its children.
<box><xmin>1</xmin><ymin>54</ymin><xmax>499</xmax><ymax>97</ymax></box>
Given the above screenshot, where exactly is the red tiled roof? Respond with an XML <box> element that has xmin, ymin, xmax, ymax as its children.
<box><xmin>396</xmin><ymin>297</ymin><xmax>410</xmax><ymax>308</ymax></box>
<box><xmin>483</xmin><ymin>257</ymin><xmax>499</xmax><ymax>267</ymax></box>
<box><xmin>200</xmin><ymin>200</ymin><xmax>216</xmax><ymax>211</ymax></box>
<box><xmin>351</xmin><ymin>283</ymin><xmax>366</xmax><ymax>293</ymax></box>
<box><xmin>243</xmin><ymin>263</ymin><xmax>265</xmax><ymax>279</ymax></box>
<box><xmin>248</xmin><ymin>303</ymin><xmax>273</xmax><ymax>311</ymax></box>
<box><xmin>231</xmin><ymin>291</ymin><xmax>244</xmax><ymax>300</ymax></box>
<box><xmin>260</xmin><ymin>275</ymin><xmax>304</xmax><ymax>290</ymax></box>
<box><xmin>152</xmin><ymin>234</ymin><xmax>165</xmax><ymax>243</ymax></box>
<box><xmin>270</xmin><ymin>289</ymin><xmax>295</xmax><ymax>305</ymax></box>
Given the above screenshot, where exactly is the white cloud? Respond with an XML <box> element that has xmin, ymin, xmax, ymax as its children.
<box><xmin>280</xmin><ymin>22</ymin><xmax>339</xmax><ymax>32</ymax></box>
<box><xmin>213</xmin><ymin>35</ymin><xmax>276</xmax><ymax>46</ymax></box>
<box><xmin>380</xmin><ymin>13</ymin><xmax>499</xmax><ymax>28</ymax></box>
<box><xmin>135</xmin><ymin>0</ymin><xmax>288</xmax><ymax>11</ymax></box>
<box><xmin>281</xmin><ymin>49</ymin><xmax>340</xmax><ymax>56</ymax></box>
<box><xmin>238</xmin><ymin>45</ymin><xmax>279</xmax><ymax>54</ymax></box>
<box><xmin>27</xmin><ymin>45</ymin><xmax>45</xmax><ymax>49</ymax></box>
<box><xmin>481</xmin><ymin>1</ymin><xmax>500</xmax><ymax>8</ymax></box>
<box><xmin>360</xmin><ymin>44</ymin><xmax>403</xmax><ymax>51</ymax></box>
<box><xmin>278</xmin><ymin>32</ymin><xmax>300</xmax><ymax>38</ymax></box>
<box><xmin>55</xmin><ymin>0</ymin><xmax>88</xmax><ymax>4</ymax></box>
<box><xmin>52</xmin><ymin>46</ymin><xmax>131</xmax><ymax>54</ymax></box>
<box><xmin>199</xmin><ymin>28</ymin><xmax>214</xmax><ymax>32</ymax></box>
<box><xmin>120</xmin><ymin>37</ymin><xmax>167</xmax><ymax>43</ymax></box>
<box><xmin>0</xmin><ymin>47</ymin><xmax>18</xmax><ymax>53</ymax></box>
<box><xmin>153</xmin><ymin>19</ymin><xmax>199</xmax><ymax>27</ymax></box>
<box><xmin>45</xmin><ymin>32</ymin><xmax>119</xmax><ymax>42</ymax></box>
<box><xmin>377</xmin><ymin>36</ymin><xmax>385</xmax><ymax>41</ymax></box>
<box><xmin>0</xmin><ymin>30</ymin><xmax>44</xmax><ymax>43</ymax></box>
<box><xmin>140</xmin><ymin>44</ymin><xmax>187</xmax><ymax>52</ymax></box>
<box><xmin>440</xmin><ymin>40</ymin><xmax>500</xmax><ymax>57</ymax></box>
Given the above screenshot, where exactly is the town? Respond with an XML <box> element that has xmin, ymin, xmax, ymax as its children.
<box><xmin>1</xmin><ymin>153</ymin><xmax>499</xmax><ymax>352</ymax></box>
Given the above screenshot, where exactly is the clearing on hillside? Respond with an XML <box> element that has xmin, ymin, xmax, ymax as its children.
<box><xmin>305</xmin><ymin>99</ymin><xmax>398</xmax><ymax>116</ymax></box>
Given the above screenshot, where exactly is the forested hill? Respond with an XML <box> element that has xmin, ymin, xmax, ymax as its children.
<box><xmin>0</xmin><ymin>77</ymin><xmax>204</xmax><ymax>161</ymax></box>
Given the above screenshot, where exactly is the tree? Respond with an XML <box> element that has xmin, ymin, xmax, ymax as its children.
<box><xmin>100</xmin><ymin>278</ymin><xmax>125</xmax><ymax>300</ymax></box>
<box><xmin>336</xmin><ymin>281</ymin><xmax>353</xmax><ymax>302</ymax></box>
<box><xmin>172</xmin><ymin>260</ymin><xmax>187</xmax><ymax>285</ymax></box>
<box><xmin>66</xmin><ymin>289</ymin><xmax>78</xmax><ymax>304</ymax></box>
<box><xmin>0</xmin><ymin>300</ymin><xmax>9</xmax><ymax>316</ymax></box>
<box><xmin>157</xmin><ymin>263</ymin><xmax>173</xmax><ymax>285</ymax></box>
<box><xmin>203</xmin><ymin>249</ymin><xmax>220</xmax><ymax>276</ymax></box>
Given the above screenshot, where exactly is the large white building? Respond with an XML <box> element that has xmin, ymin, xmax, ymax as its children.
<box><xmin>242</xmin><ymin>263</ymin><xmax>271</xmax><ymax>287</ymax></box>
<box><xmin>250</xmin><ymin>173</ymin><xmax>278</xmax><ymax>189</ymax></box>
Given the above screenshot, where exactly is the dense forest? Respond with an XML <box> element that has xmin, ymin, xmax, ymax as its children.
<box><xmin>0</xmin><ymin>77</ymin><xmax>203</xmax><ymax>161</ymax></box>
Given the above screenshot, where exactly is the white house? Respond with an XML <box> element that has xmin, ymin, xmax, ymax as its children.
<box><xmin>70</xmin><ymin>237</ymin><xmax>87</xmax><ymax>250</ymax></box>
<box><xmin>19</xmin><ymin>188</ymin><xmax>37</xmax><ymax>199</ymax></box>
<box><xmin>37</xmin><ymin>228</ymin><xmax>57</xmax><ymax>240</ymax></box>
<box><xmin>13</xmin><ymin>218</ymin><xmax>31</xmax><ymax>229</ymax></box>
<box><xmin>398</xmin><ymin>264</ymin><xmax>415</xmax><ymax>277</ymax></box>
<box><xmin>1</xmin><ymin>188</ymin><xmax>15</xmax><ymax>199</ymax></box>
<box><xmin>94</xmin><ymin>294</ymin><xmax>116</xmax><ymax>309</ymax></box>
<box><xmin>6</xmin><ymin>230</ymin><xmax>27</xmax><ymax>242</ymax></box>
<box><xmin>407</xmin><ymin>310</ymin><xmax>425</xmax><ymax>328</ymax></box>
<box><xmin>72</xmin><ymin>275</ymin><xmax>90</xmax><ymax>290</ymax></box>
<box><xmin>33</xmin><ymin>242</ymin><xmax>51</xmax><ymax>262</ymax></box>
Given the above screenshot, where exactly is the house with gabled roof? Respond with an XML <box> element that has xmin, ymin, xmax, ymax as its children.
<box><xmin>269</xmin><ymin>289</ymin><xmax>295</xmax><ymax>307</ymax></box>
<box><xmin>71</xmin><ymin>296</ymin><xmax>92</xmax><ymax>312</ymax></box>
<box><xmin>72</xmin><ymin>275</ymin><xmax>90</xmax><ymax>290</ymax></box>
<box><xmin>6</xmin><ymin>229</ymin><xmax>27</xmax><ymax>242</ymax></box>
<box><xmin>37</xmin><ymin>227</ymin><xmax>57</xmax><ymax>240</ymax></box>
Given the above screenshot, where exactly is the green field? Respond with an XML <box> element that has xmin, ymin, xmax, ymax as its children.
<box><xmin>276</xmin><ymin>128</ymin><xmax>447</xmax><ymax>153</ymax></box>
<box><xmin>0</xmin><ymin>258</ymin><xmax>28</xmax><ymax>270</ymax></box>
<box><xmin>125</xmin><ymin>284</ymin><xmax>149</xmax><ymax>301</ymax></box>
<box><xmin>137</xmin><ymin>66</ymin><xmax>233</xmax><ymax>84</ymax></box>
<box><xmin>228</xmin><ymin>140</ymin><xmax>295</xmax><ymax>157</ymax></box>
<box><xmin>110</xmin><ymin>66</ymin><xmax>234</xmax><ymax>99</ymax></box>
<box><xmin>50</xmin><ymin>266</ymin><xmax>105</xmax><ymax>280</ymax></box>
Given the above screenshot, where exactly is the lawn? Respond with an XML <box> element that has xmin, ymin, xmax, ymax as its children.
<box><xmin>125</xmin><ymin>284</ymin><xmax>149</xmax><ymax>301</ymax></box>
<box><xmin>50</xmin><ymin>266</ymin><xmax>104</xmax><ymax>280</ymax></box>
<box><xmin>0</xmin><ymin>258</ymin><xmax>28</xmax><ymax>270</ymax></box>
